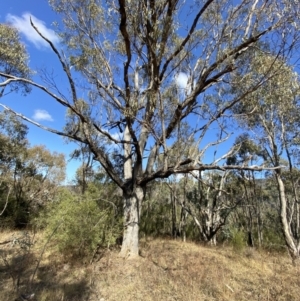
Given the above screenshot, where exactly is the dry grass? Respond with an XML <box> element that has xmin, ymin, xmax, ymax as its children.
<box><xmin>1</xmin><ymin>230</ymin><xmax>300</xmax><ymax>301</ymax></box>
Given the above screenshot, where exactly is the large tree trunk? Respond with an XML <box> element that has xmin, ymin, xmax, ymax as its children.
<box><xmin>276</xmin><ymin>172</ymin><xmax>300</xmax><ymax>262</ymax></box>
<box><xmin>120</xmin><ymin>186</ymin><xmax>145</xmax><ymax>258</ymax></box>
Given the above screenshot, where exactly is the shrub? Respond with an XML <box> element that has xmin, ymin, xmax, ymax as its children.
<box><xmin>262</xmin><ymin>227</ymin><xmax>286</xmax><ymax>253</ymax></box>
<box><xmin>40</xmin><ymin>191</ymin><xmax>122</xmax><ymax>258</ymax></box>
<box><xmin>229</xmin><ymin>228</ymin><xmax>246</xmax><ymax>252</ymax></box>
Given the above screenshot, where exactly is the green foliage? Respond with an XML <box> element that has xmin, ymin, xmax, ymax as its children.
<box><xmin>41</xmin><ymin>190</ymin><xmax>122</xmax><ymax>258</ymax></box>
<box><xmin>0</xmin><ymin>24</ymin><xmax>31</xmax><ymax>95</ymax></box>
<box><xmin>0</xmin><ymin>111</ymin><xmax>28</xmax><ymax>172</ymax></box>
<box><xmin>262</xmin><ymin>227</ymin><xmax>286</xmax><ymax>252</ymax></box>
<box><xmin>184</xmin><ymin>221</ymin><xmax>201</xmax><ymax>240</ymax></box>
<box><xmin>229</xmin><ymin>228</ymin><xmax>246</xmax><ymax>252</ymax></box>
<box><xmin>140</xmin><ymin>200</ymin><xmax>172</xmax><ymax>237</ymax></box>
<box><xmin>1</xmin><ymin>0</ymin><xmax>299</xmax><ymax>257</ymax></box>
<box><xmin>0</xmin><ymin>114</ymin><xmax>66</xmax><ymax>227</ymax></box>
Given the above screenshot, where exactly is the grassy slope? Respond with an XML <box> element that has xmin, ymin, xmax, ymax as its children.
<box><xmin>1</xmin><ymin>231</ymin><xmax>300</xmax><ymax>301</ymax></box>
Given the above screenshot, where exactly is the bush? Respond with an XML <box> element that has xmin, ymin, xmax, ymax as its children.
<box><xmin>0</xmin><ymin>195</ymin><xmax>31</xmax><ymax>229</ymax></box>
<box><xmin>40</xmin><ymin>191</ymin><xmax>122</xmax><ymax>258</ymax></box>
<box><xmin>229</xmin><ymin>228</ymin><xmax>246</xmax><ymax>252</ymax></box>
<box><xmin>262</xmin><ymin>227</ymin><xmax>286</xmax><ymax>253</ymax></box>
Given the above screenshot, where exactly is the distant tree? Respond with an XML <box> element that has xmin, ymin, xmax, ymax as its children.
<box><xmin>233</xmin><ymin>53</ymin><xmax>300</xmax><ymax>261</ymax></box>
<box><xmin>226</xmin><ymin>135</ymin><xmax>266</xmax><ymax>247</ymax></box>
<box><xmin>0</xmin><ymin>0</ymin><xmax>299</xmax><ymax>257</ymax></box>
<box><xmin>0</xmin><ymin>111</ymin><xmax>66</xmax><ymax>226</ymax></box>
<box><xmin>0</xmin><ymin>24</ymin><xmax>32</xmax><ymax>218</ymax></box>
<box><xmin>12</xmin><ymin>145</ymin><xmax>66</xmax><ymax>227</ymax></box>
<box><xmin>74</xmin><ymin>162</ymin><xmax>95</xmax><ymax>194</ymax></box>
<box><xmin>0</xmin><ymin>111</ymin><xmax>28</xmax><ymax>218</ymax></box>
<box><xmin>183</xmin><ymin>170</ymin><xmax>235</xmax><ymax>245</ymax></box>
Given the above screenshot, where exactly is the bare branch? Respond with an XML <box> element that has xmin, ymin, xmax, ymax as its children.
<box><xmin>0</xmin><ymin>103</ymin><xmax>124</xmax><ymax>188</ymax></box>
<box><xmin>30</xmin><ymin>17</ymin><xmax>78</xmax><ymax>105</ymax></box>
<box><xmin>140</xmin><ymin>162</ymin><xmax>284</xmax><ymax>185</ymax></box>
<box><xmin>0</xmin><ymin>103</ymin><xmax>86</xmax><ymax>142</ymax></box>
<box><xmin>159</xmin><ymin>0</ymin><xmax>215</xmax><ymax>80</ymax></box>
<box><xmin>244</xmin><ymin>0</ymin><xmax>259</xmax><ymax>39</ymax></box>
<box><xmin>118</xmin><ymin>0</ymin><xmax>132</xmax><ymax>101</ymax></box>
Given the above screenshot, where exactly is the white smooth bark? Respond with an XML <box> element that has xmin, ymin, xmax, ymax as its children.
<box><xmin>276</xmin><ymin>172</ymin><xmax>300</xmax><ymax>261</ymax></box>
<box><xmin>120</xmin><ymin>186</ymin><xmax>144</xmax><ymax>258</ymax></box>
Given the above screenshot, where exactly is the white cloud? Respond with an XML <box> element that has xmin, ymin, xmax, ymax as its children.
<box><xmin>6</xmin><ymin>13</ymin><xmax>59</xmax><ymax>49</ymax></box>
<box><xmin>111</xmin><ymin>132</ymin><xmax>123</xmax><ymax>141</ymax></box>
<box><xmin>175</xmin><ymin>72</ymin><xmax>189</xmax><ymax>89</ymax></box>
<box><xmin>32</xmin><ymin>109</ymin><xmax>53</xmax><ymax>122</ymax></box>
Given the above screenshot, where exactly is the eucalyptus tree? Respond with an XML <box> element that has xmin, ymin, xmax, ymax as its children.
<box><xmin>9</xmin><ymin>144</ymin><xmax>66</xmax><ymax>227</ymax></box>
<box><xmin>0</xmin><ymin>24</ymin><xmax>31</xmax><ymax>97</ymax></box>
<box><xmin>0</xmin><ymin>0</ymin><xmax>299</xmax><ymax>257</ymax></box>
<box><xmin>227</xmin><ymin>135</ymin><xmax>266</xmax><ymax>247</ymax></box>
<box><xmin>183</xmin><ymin>170</ymin><xmax>234</xmax><ymax>245</ymax></box>
<box><xmin>0</xmin><ymin>111</ymin><xmax>66</xmax><ymax>225</ymax></box>
<box><xmin>233</xmin><ymin>54</ymin><xmax>300</xmax><ymax>260</ymax></box>
<box><xmin>0</xmin><ymin>111</ymin><xmax>28</xmax><ymax>217</ymax></box>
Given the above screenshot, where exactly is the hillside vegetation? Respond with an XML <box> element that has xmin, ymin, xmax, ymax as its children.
<box><xmin>1</xmin><ymin>2</ymin><xmax>300</xmax><ymax>300</ymax></box>
<box><xmin>1</xmin><ymin>230</ymin><xmax>299</xmax><ymax>301</ymax></box>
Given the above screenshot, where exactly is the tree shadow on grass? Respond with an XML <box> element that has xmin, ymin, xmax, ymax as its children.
<box><xmin>33</xmin><ymin>278</ymin><xmax>92</xmax><ymax>301</ymax></box>
<box><xmin>0</xmin><ymin>246</ymin><xmax>93</xmax><ymax>301</ymax></box>
<box><xmin>0</xmin><ymin>246</ymin><xmax>36</xmax><ymax>300</ymax></box>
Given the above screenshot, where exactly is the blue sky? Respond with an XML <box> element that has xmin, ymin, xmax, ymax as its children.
<box><xmin>0</xmin><ymin>1</ymin><xmax>212</xmax><ymax>180</ymax></box>
<box><xmin>0</xmin><ymin>0</ymin><xmax>82</xmax><ymax>182</ymax></box>
<box><xmin>0</xmin><ymin>0</ymin><xmax>259</xmax><ymax>182</ymax></box>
